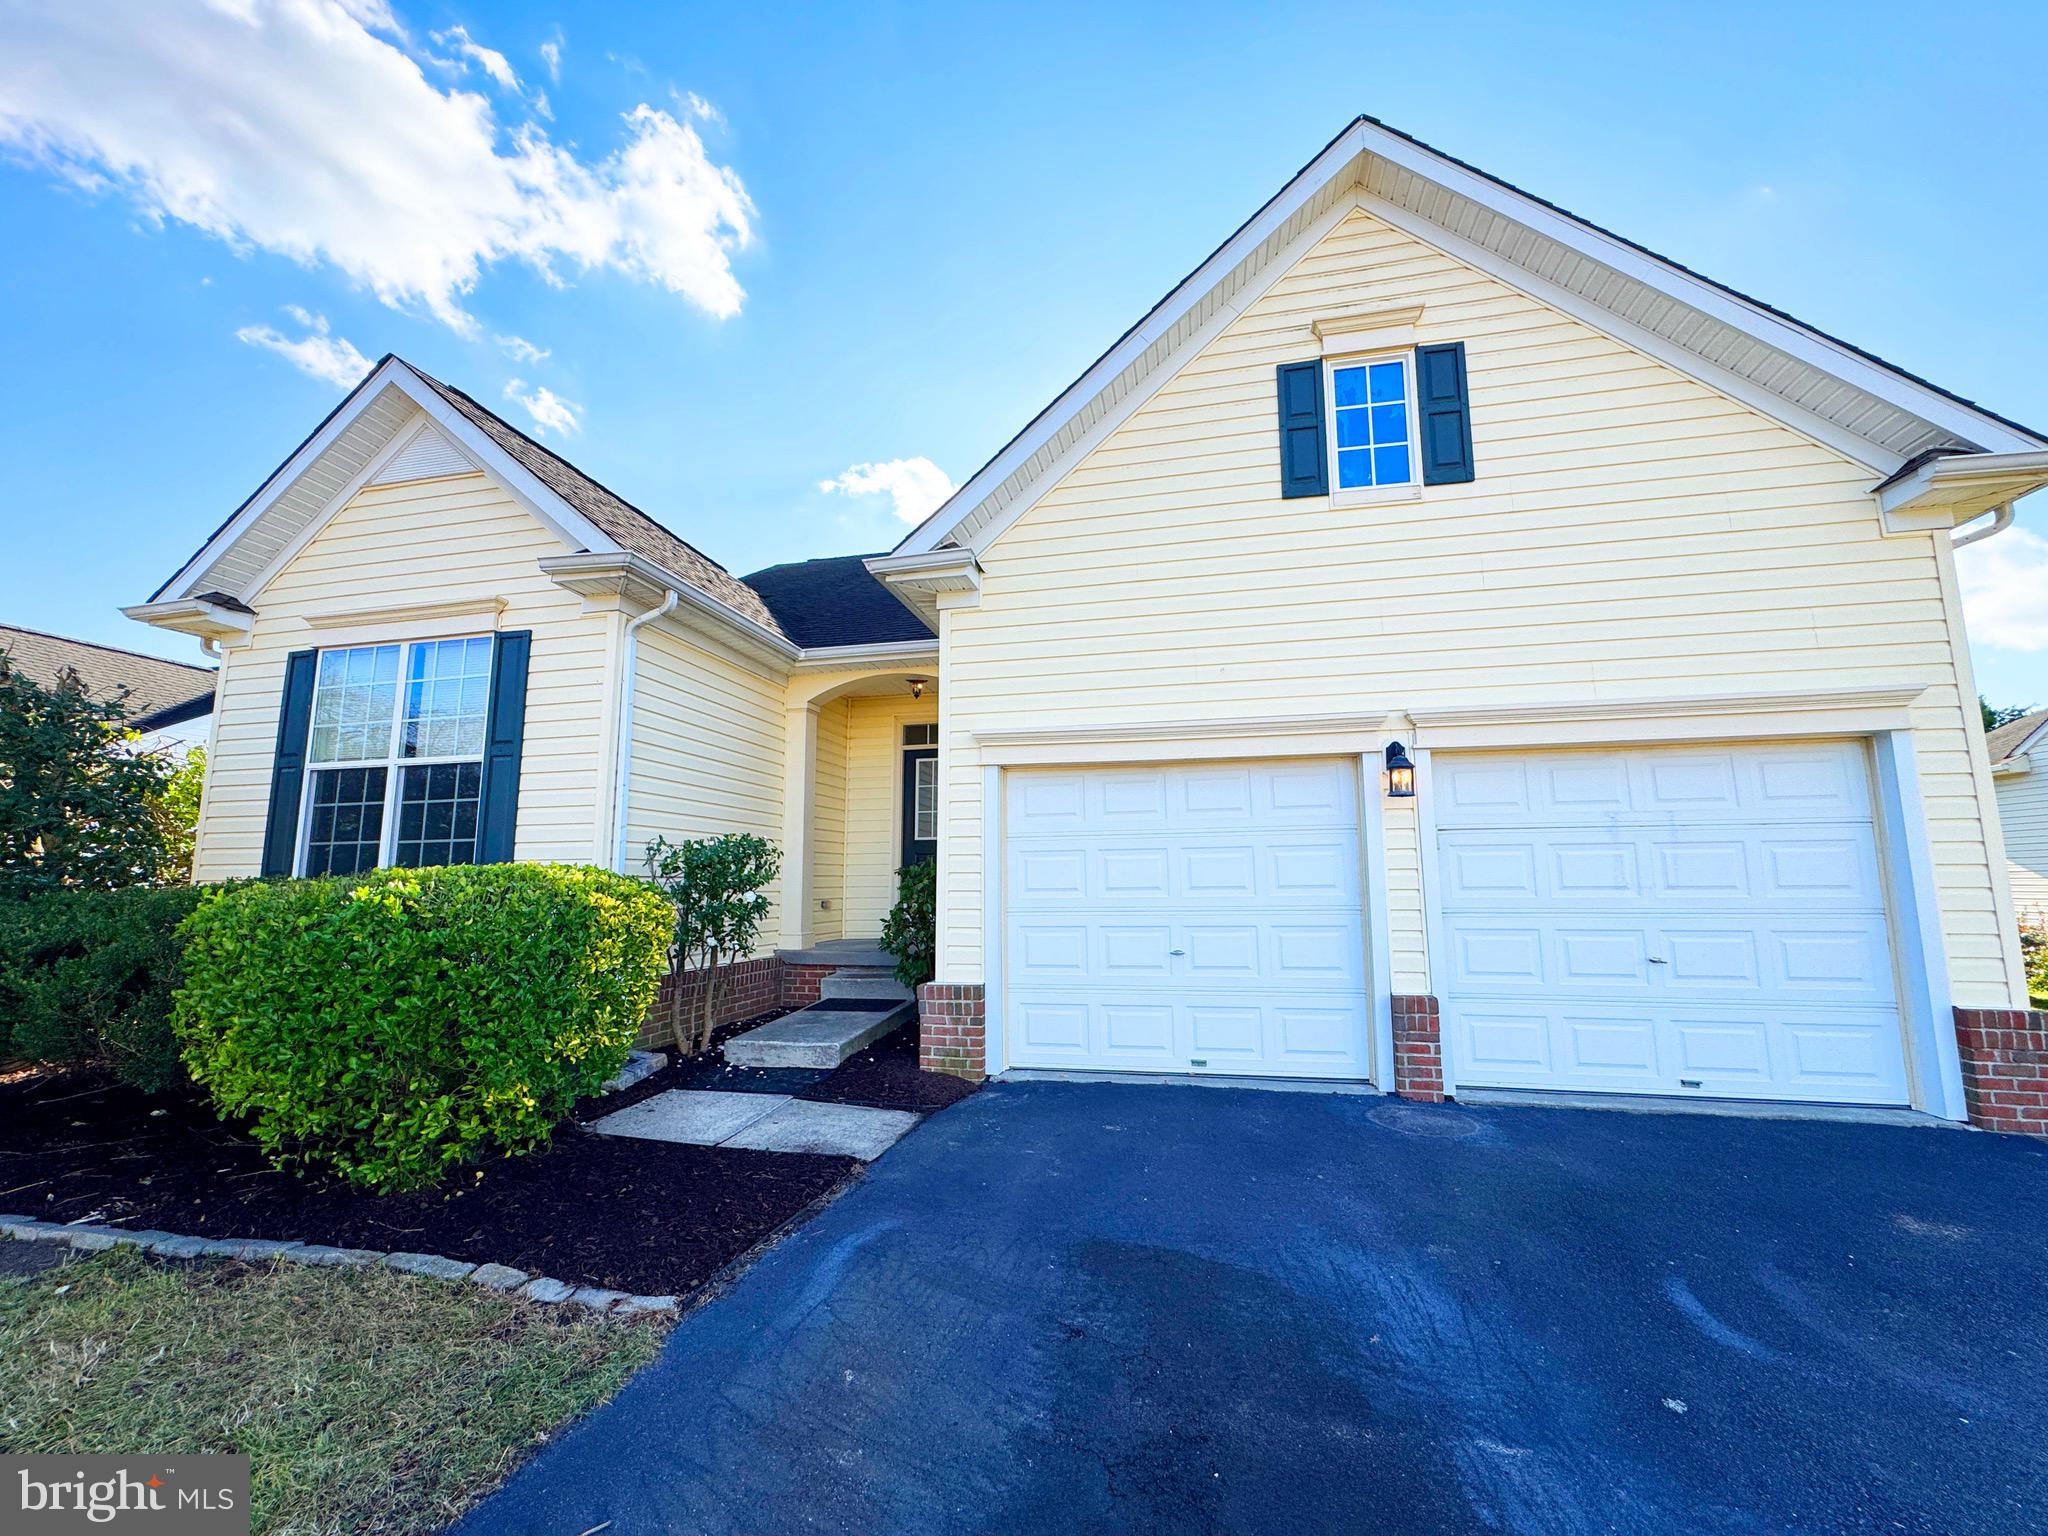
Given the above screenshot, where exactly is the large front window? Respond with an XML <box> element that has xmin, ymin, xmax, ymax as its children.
<box><xmin>301</xmin><ymin>636</ymin><xmax>492</xmax><ymax>876</ymax></box>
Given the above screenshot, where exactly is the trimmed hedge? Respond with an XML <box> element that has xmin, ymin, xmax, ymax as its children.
<box><xmin>175</xmin><ymin>864</ymin><xmax>673</xmax><ymax>1191</ymax></box>
<box><xmin>0</xmin><ymin>885</ymin><xmax>205</xmax><ymax>1091</ymax></box>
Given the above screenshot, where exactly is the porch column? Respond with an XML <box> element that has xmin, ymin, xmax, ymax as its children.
<box><xmin>780</xmin><ymin>701</ymin><xmax>820</xmax><ymax>950</ymax></box>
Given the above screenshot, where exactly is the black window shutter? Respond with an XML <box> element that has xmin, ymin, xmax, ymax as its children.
<box><xmin>259</xmin><ymin>649</ymin><xmax>319</xmax><ymax>877</ymax></box>
<box><xmin>475</xmin><ymin>630</ymin><xmax>531</xmax><ymax>864</ymax></box>
<box><xmin>1275</xmin><ymin>361</ymin><xmax>1328</xmax><ymax>498</ymax></box>
<box><xmin>1416</xmin><ymin>341</ymin><xmax>1476</xmax><ymax>485</ymax></box>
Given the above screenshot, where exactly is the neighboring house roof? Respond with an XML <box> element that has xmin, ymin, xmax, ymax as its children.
<box><xmin>0</xmin><ymin>623</ymin><xmax>215</xmax><ymax>729</ymax></box>
<box><xmin>145</xmin><ymin>354</ymin><xmax>788</xmax><ymax>644</ymax></box>
<box><xmin>1989</xmin><ymin>708</ymin><xmax>2048</xmax><ymax>765</ymax></box>
<box><xmin>742</xmin><ymin>554</ymin><xmax>936</xmax><ymax>649</ymax></box>
<box><xmin>889</xmin><ymin>114</ymin><xmax>2048</xmax><ymax>560</ymax></box>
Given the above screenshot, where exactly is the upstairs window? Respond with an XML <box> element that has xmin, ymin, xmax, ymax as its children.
<box><xmin>1329</xmin><ymin>357</ymin><xmax>1415</xmax><ymax>490</ymax></box>
<box><xmin>301</xmin><ymin>636</ymin><xmax>492</xmax><ymax>876</ymax></box>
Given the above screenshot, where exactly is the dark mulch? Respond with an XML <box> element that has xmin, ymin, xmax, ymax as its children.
<box><xmin>798</xmin><ymin>1022</ymin><xmax>979</xmax><ymax>1113</ymax></box>
<box><xmin>0</xmin><ymin>1064</ymin><xmax>856</xmax><ymax>1297</ymax></box>
<box><xmin>589</xmin><ymin>1016</ymin><xmax>981</xmax><ymax>1116</ymax></box>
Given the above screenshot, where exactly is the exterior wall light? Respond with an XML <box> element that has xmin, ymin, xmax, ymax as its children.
<box><xmin>907</xmin><ymin>677</ymin><xmax>928</xmax><ymax>700</ymax></box>
<box><xmin>1384</xmin><ymin>740</ymin><xmax>1416</xmax><ymax>798</ymax></box>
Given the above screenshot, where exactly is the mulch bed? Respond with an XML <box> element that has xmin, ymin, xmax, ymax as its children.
<box><xmin>0</xmin><ymin>1059</ymin><xmax>856</xmax><ymax>1297</ymax></box>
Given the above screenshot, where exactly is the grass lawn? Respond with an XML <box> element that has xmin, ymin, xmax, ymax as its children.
<box><xmin>0</xmin><ymin>1246</ymin><xmax>665</xmax><ymax>1536</ymax></box>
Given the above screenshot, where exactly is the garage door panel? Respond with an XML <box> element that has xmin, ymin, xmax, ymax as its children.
<box><xmin>1005</xmin><ymin>760</ymin><xmax>1370</xmax><ymax>1079</ymax></box>
<box><xmin>1439</xmin><ymin>741</ymin><xmax>1908</xmax><ymax>1107</ymax></box>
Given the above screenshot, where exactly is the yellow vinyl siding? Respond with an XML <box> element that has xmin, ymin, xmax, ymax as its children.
<box><xmin>1999</xmin><ymin>770</ymin><xmax>2048</xmax><ymax>923</ymax></box>
<box><xmin>809</xmin><ymin>698</ymin><xmax>849</xmax><ymax>943</ymax></box>
<box><xmin>624</xmin><ymin>624</ymin><xmax>786</xmax><ymax>947</ymax></box>
<box><xmin>839</xmin><ymin>694</ymin><xmax>939</xmax><ymax>938</ymax></box>
<box><xmin>193</xmin><ymin>473</ymin><xmax>613</xmax><ymax>880</ymax></box>
<box><xmin>937</xmin><ymin>206</ymin><xmax>2016</xmax><ymax>1004</ymax></box>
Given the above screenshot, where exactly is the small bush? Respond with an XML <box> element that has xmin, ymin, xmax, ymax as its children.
<box><xmin>643</xmin><ymin>832</ymin><xmax>782</xmax><ymax>1055</ymax></box>
<box><xmin>174</xmin><ymin>864</ymin><xmax>673</xmax><ymax>1192</ymax></box>
<box><xmin>2022</xmin><ymin>917</ymin><xmax>2047</xmax><ymax>1005</ymax></box>
<box><xmin>879</xmin><ymin>861</ymin><xmax>936</xmax><ymax>990</ymax></box>
<box><xmin>0</xmin><ymin>885</ymin><xmax>205</xmax><ymax>1090</ymax></box>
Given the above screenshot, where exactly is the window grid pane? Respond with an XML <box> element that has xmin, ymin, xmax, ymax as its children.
<box><xmin>913</xmin><ymin>757</ymin><xmax>938</xmax><ymax>842</ymax></box>
<box><xmin>309</xmin><ymin>644</ymin><xmax>400</xmax><ymax>763</ymax></box>
<box><xmin>304</xmin><ymin>766</ymin><xmax>388</xmax><ymax>877</ymax></box>
<box><xmin>1332</xmin><ymin>359</ymin><xmax>1413</xmax><ymax>490</ymax></box>
<box><xmin>401</xmin><ymin>636</ymin><xmax>494</xmax><ymax>760</ymax></box>
<box><xmin>392</xmin><ymin>761</ymin><xmax>483</xmax><ymax>869</ymax></box>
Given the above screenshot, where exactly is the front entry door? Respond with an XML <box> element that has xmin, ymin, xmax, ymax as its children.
<box><xmin>901</xmin><ymin>747</ymin><xmax>938</xmax><ymax>866</ymax></box>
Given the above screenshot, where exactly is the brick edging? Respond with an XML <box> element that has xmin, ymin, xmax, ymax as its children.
<box><xmin>1955</xmin><ymin>1006</ymin><xmax>2048</xmax><ymax>1138</ymax></box>
<box><xmin>0</xmin><ymin>1215</ymin><xmax>676</xmax><ymax>1316</ymax></box>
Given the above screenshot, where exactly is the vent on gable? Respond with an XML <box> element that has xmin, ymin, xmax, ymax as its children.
<box><xmin>369</xmin><ymin>420</ymin><xmax>476</xmax><ymax>487</ymax></box>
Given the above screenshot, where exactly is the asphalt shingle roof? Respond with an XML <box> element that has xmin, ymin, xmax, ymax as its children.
<box><xmin>742</xmin><ymin>554</ymin><xmax>934</xmax><ymax>650</ymax></box>
<box><xmin>1988</xmin><ymin>708</ymin><xmax>2048</xmax><ymax>764</ymax></box>
<box><xmin>0</xmin><ymin>624</ymin><xmax>214</xmax><ymax>728</ymax></box>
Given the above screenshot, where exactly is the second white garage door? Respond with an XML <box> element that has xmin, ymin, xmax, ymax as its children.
<box><xmin>1004</xmin><ymin>758</ymin><xmax>1372</xmax><ymax>1079</ymax></box>
<box><xmin>1435</xmin><ymin>740</ymin><xmax>1910</xmax><ymax>1106</ymax></box>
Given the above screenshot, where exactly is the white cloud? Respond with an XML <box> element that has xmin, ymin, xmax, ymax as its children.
<box><xmin>496</xmin><ymin>333</ymin><xmax>550</xmax><ymax>365</ymax></box>
<box><xmin>817</xmin><ymin>458</ymin><xmax>957</xmax><ymax>524</ymax></box>
<box><xmin>0</xmin><ymin>1</ymin><xmax>756</xmax><ymax>335</ymax></box>
<box><xmin>504</xmin><ymin>378</ymin><xmax>580</xmax><ymax>436</ymax></box>
<box><xmin>1958</xmin><ymin>526</ymin><xmax>2048</xmax><ymax>651</ymax></box>
<box><xmin>431</xmin><ymin>23</ymin><xmax>517</xmax><ymax>91</ymax></box>
<box><xmin>235</xmin><ymin>308</ymin><xmax>371</xmax><ymax>387</ymax></box>
<box><xmin>539</xmin><ymin>34</ymin><xmax>562</xmax><ymax>83</ymax></box>
<box><xmin>679</xmin><ymin>91</ymin><xmax>724</xmax><ymax>127</ymax></box>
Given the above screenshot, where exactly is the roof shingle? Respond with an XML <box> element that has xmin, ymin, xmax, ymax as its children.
<box><xmin>0</xmin><ymin>624</ymin><xmax>214</xmax><ymax>727</ymax></box>
<box><xmin>741</xmin><ymin>555</ymin><xmax>935</xmax><ymax>650</ymax></box>
<box><xmin>1988</xmin><ymin>708</ymin><xmax>2048</xmax><ymax>765</ymax></box>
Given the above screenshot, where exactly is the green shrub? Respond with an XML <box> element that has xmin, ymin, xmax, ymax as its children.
<box><xmin>2022</xmin><ymin>917</ymin><xmax>2047</xmax><ymax>1006</ymax></box>
<box><xmin>0</xmin><ymin>885</ymin><xmax>205</xmax><ymax>1090</ymax></box>
<box><xmin>174</xmin><ymin>864</ymin><xmax>673</xmax><ymax>1192</ymax></box>
<box><xmin>642</xmin><ymin>832</ymin><xmax>782</xmax><ymax>1055</ymax></box>
<box><xmin>879</xmin><ymin>860</ymin><xmax>936</xmax><ymax>990</ymax></box>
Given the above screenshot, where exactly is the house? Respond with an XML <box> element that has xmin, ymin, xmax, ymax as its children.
<box><xmin>127</xmin><ymin>116</ymin><xmax>2048</xmax><ymax>1132</ymax></box>
<box><xmin>1990</xmin><ymin>709</ymin><xmax>2048</xmax><ymax>923</ymax></box>
<box><xmin>0</xmin><ymin>622</ymin><xmax>215</xmax><ymax>754</ymax></box>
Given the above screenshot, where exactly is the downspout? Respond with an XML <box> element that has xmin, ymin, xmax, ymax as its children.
<box><xmin>611</xmin><ymin>589</ymin><xmax>679</xmax><ymax>872</ymax></box>
<box><xmin>1951</xmin><ymin>501</ymin><xmax>2014</xmax><ymax>550</ymax></box>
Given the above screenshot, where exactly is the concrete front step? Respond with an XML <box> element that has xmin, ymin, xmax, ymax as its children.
<box><xmin>723</xmin><ymin>998</ymin><xmax>915</xmax><ymax>1069</ymax></box>
<box><xmin>819</xmin><ymin>969</ymin><xmax>911</xmax><ymax>1002</ymax></box>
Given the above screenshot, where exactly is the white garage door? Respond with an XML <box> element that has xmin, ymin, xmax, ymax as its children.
<box><xmin>1436</xmin><ymin>740</ymin><xmax>1909</xmax><ymax>1105</ymax></box>
<box><xmin>1004</xmin><ymin>758</ymin><xmax>1371</xmax><ymax>1079</ymax></box>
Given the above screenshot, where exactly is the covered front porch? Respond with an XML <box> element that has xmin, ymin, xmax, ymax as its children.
<box><xmin>779</xmin><ymin>663</ymin><xmax>938</xmax><ymax>953</ymax></box>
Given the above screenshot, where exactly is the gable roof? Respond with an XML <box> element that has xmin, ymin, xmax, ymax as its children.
<box><xmin>742</xmin><ymin>554</ymin><xmax>935</xmax><ymax>649</ymax></box>
<box><xmin>148</xmin><ymin>355</ymin><xmax>786</xmax><ymax>641</ymax></box>
<box><xmin>891</xmin><ymin>114</ymin><xmax>2047</xmax><ymax>559</ymax></box>
<box><xmin>1989</xmin><ymin>708</ymin><xmax>2048</xmax><ymax>765</ymax></box>
<box><xmin>0</xmin><ymin>623</ymin><xmax>214</xmax><ymax>728</ymax></box>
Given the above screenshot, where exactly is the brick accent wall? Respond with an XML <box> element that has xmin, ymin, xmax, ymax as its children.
<box><xmin>918</xmin><ymin>983</ymin><xmax>986</xmax><ymax>1079</ymax></box>
<box><xmin>781</xmin><ymin>963</ymin><xmax>836</xmax><ymax>1010</ymax></box>
<box><xmin>1955</xmin><ymin>1006</ymin><xmax>2048</xmax><ymax>1137</ymax></box>
<box><xmin>1392</xmin><ymin>993</ymin><xmax>1444</xmax><ymax>1103</ymax></box>
<box><xmin>636</xmin><ymin>957</ymin><xmax>785</xmax><ymax>1049</ymax></box>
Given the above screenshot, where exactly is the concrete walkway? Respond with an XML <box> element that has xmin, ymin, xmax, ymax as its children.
<box><xmin>457</xmin><ymin>1082</ymin><xmax>2048</xmax><ymax>1535</ymax></box>
<box><xmin>587</xmin><ymin>1089</ymin><xmax>919</xmax><ymax>1160</ymax></box>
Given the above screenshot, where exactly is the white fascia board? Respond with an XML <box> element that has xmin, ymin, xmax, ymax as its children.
<box><xmin>1347</xmin><ymin>120</ymin><xmax>2045</xmax><ymax>458</ymax></box>
<box><xmin>1876</xmin><ymin>449</ymin><xmax>2048</xmax><ymax>520</ymax></box>
<box><xmin>120</xmin><ymin>598</ymin><xmax>254</xmax><ymax>643</ymax></box>
<box><xmin>538</xmin><ymin>550</ymin><xmax>799</xmax><ymax>665</ymax></box>
<box><xmin>888</xmin><ymin>123</ymin><xmax>1376</xmax><ymax>557</ymax></box>
<box><xmin>793</xmin><ymin>638</ymin><xmax>940</xmax><ymax>671</ymax></box>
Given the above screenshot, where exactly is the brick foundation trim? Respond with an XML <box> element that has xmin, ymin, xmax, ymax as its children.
<box><xmin>637</xmin><ymin>957</ymin><xmax>786</xmax><ymax>1049</ymax></box>
<box><xmin>1955</xmin><ymin>1006</ymin><xmax>2048</xmax><ymax>1137</ymax></box>
<box><xmin>1392</xmin><ymin>993</ymin><xmax>1444</xmax><ymax>1103</ymax></box>
<box><xmin>781</xmin><ymin>963</ymin><xmax>836</xmax><ymax>1010</ymax></box>
<box><xmin>918</xmin><ymin>982</ymin><xmax>986</xmax><ymax>1079</ymax></box>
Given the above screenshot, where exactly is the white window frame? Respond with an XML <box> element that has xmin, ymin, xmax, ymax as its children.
<box><xmin>1324</xmin><ymin>349</ymin><xmax>1423</xmax><ymax>507</ymax></box>
<box><xmin>911</xmin><ymin>755</ymin><xmax>939</xmax><ymax>844</ymax></box>
<box><xmin>295</xmin><ymin>635</ymin><xmax>493</xmax><ymax>877</ymax></box>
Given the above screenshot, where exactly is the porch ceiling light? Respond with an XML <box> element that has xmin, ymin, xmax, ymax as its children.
<box><xmin>907</xmin><ymin>676</ymin><xmax>928</xmax><ymax>700</ymax></box>
<box><xmin>1384</xmin><ymin>740</ymin><xmax>1416</xmax><ymax>798</ymax></box>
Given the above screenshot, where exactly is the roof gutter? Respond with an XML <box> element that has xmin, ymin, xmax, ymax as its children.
<box><xmin>1951</xmin><ymin>501</ymin><xmax>2014</xmax><ymax>550</ymax></box>
<box><xmin>611</xmin><ymin>587</ymin><xmax>679</xmax><ymax>874</ymax></box>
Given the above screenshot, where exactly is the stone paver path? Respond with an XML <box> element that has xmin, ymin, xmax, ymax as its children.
<box><xmin>587</xmin><ymin>1089</ymin><xmax>920</xmax><ymax>1160</ymax></box>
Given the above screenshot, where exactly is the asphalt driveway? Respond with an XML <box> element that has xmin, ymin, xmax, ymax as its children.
<box><xmin>456</xmin><ymin>1082</ymin><xmax>2048</xmax><ymax>1534</ymax></box>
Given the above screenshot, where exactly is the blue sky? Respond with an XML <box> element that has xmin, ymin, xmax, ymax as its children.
<box><xmin>1</xmin><ymin>0</ymin><xmax>2042</xmax><ymax>703</ymax></box>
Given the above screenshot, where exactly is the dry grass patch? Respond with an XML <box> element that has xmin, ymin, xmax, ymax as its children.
<box><xmin>0</xmin><ymin>1246</ymin><xmax>664</xmax><ymax>1536</ymax></box>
